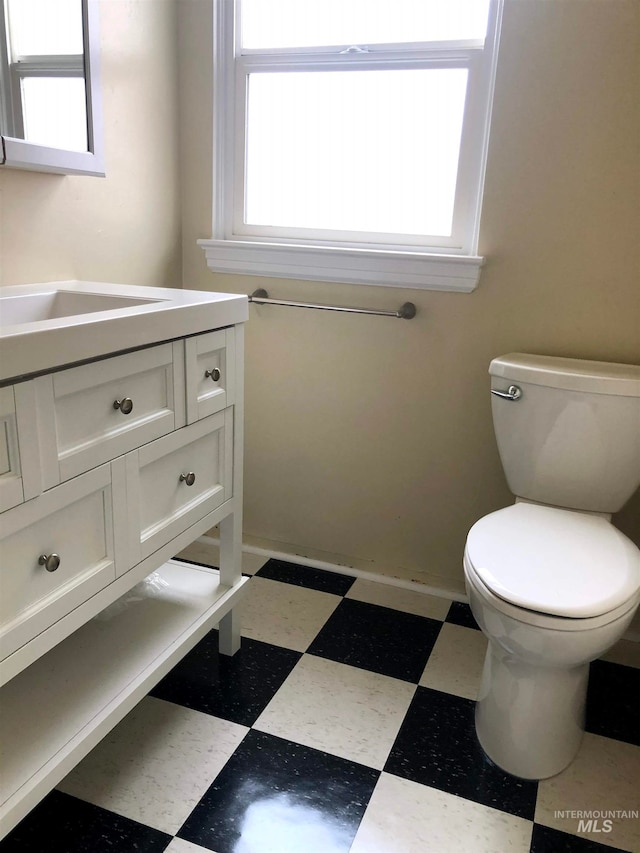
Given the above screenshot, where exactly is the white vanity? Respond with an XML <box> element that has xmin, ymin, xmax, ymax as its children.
<box><xmin>0</xmin><ymin>281</ymin><xmax>248</xmax><ymax>838</ymax></box>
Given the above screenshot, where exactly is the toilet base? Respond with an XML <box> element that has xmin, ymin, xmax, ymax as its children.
<box><xmin>475</xmin><ymin>643</ymin><xmax>589</xmax><ymax>780</ymax></box>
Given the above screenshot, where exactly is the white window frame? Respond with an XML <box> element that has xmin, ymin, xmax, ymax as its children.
<box><xmin>200</xmin><ymin>0</ymin><xmax>503</xmax><ymax>292</ymax></box>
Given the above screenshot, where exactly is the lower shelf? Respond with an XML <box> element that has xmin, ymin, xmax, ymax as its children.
<box><xmin>0</xmin><ymin>559</ymin><xmax>249</xmax><ymax>838</ymax></box>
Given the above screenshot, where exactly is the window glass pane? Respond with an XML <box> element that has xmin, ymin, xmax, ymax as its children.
<box><xmin>245</xmin><ymin>69</ymin><xmax>467</xmax><ymax>238</ymax></box>
<box><xmin>7</xmin><ymin>0</ymin><xmax>84</xmax><ymax>57</ymax></box>
<box><xmin>21</xmin><ymin>77</ymin><xmax>88</xmax><ymax>151</ymax></box>
<box><xmin>241</xmin><ymin>0</ymin><xmax>490</xmax><ymax>49</ymax></box>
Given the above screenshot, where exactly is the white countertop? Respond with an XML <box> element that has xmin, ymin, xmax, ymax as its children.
<box><xmin>0</xmin><ymin>281</ymin><xmax>248</xmax><ymax>383</ymax></box>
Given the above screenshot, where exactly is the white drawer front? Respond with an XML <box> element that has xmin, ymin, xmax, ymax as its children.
<box><xmin>186</xmin><ymin>328</ymin><xmax>235</xmax><ymax>423</ymax></box>
<box><xmin>0</xmin><ymin>383</ymin><xmax>42</xmax><ymax>512</ymax></box>
<box><xmin>127</xmin><ymin>411</ymin><xmax>232</xmax><ymax>563</ymax></box>
<box><xmin>0</xmin><ymin>386</ymin><xmax>23</xmax><ymax>513</ymax></box>
<box><xmin>0</xmin><ymin>463</ymin><xmax>121</xmax><ymax>660</ymax></box>
<box><xmin>36</xmin><ymin>342</ymin><xmax>186</xmax><ymax>487</ymax></box>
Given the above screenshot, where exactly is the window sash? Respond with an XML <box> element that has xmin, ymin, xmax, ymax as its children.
<box><xmin>233</xmin><ymin>51</ymin><xmax>481</xmax><ymax>251</ymax></box>
<box><xmin>238</xmin><ymin>0</ymin><xmax>492</xmax><ymax>51</ymax></box>
<box><xmin>5</xmin><ymin>55</ymin><xmax>84</xmax><ymax>141</ymax></box>
<box><xmin>206</xmin><ymin>0</ymin><xmax>503</xmax><ymax>291</ymax></box>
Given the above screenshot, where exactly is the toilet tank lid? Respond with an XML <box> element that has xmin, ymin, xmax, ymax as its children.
<box><xmin>489</xmin><ymin>353</ymin><xmax>640</xmax><ymax>397</ymax></box>
<box><xmin>465</xmin><ymin>503</ymin><xmax>640</xmax><ymax>618</ymax></box>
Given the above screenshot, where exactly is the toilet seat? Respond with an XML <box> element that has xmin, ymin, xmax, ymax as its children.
<box><xmin>464</xmin><ymin>554</ymin><xmax>638</xmax><ymax>632</ymax></box>
<box><xmin>465</xmin><ymin>502</ymin><xmax>640</xmax><ymax>619</ymax></box>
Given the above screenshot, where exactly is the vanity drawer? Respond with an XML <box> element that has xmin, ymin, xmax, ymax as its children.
<box><xmin>35</xmin><ymin>342</ymin><xmax>186</xmax><ymax>488</ymax></box>
<box><xmin>126</xmin><ymin>410</ymin><xmax>233</xmax><ymax>564</ymax></box>
<box><xmin>186</xmin><ymin>327</ymin><xmax>235</xmax><ymax>423</ymax></box>
<box><xmin>0</xmin><ymin>462</ymin><xmax>123</xmax><ymax>661</ymax></box>
<box><xmin>0</xmin><ymin>387</ymin><xmax>23</xmax><ymax>513</ymax></box>
<box><xmin>0</xmin><ymin>383</ymin><xmax>41</xmax><ymax>512</ymax></box>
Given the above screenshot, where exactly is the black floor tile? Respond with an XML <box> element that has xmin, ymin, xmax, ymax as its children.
<box><xmin>150</xmin><ymin>630</ymin><xmax>301</xmax><ymax>726</ymax></box>
<box><xmin>0</xmin><ymin>790</ymin><xmax>171</xmax><ymax>853</ymax></box>
<box><xmin>256</xmin><ymin>559</ymin><xmax>356</xmax><ymax>596</ymax></box>
<box><xmin>385</xmin><ymin>686</ymin><xmax>538</xmax><ymax>820</ymax></box>
<box><xmin>306</xmin><ymin>598</ymin><xmax>442</xmax><ymax>682</ymax></box>
<box><xmin>445</xmin><ymin>600</ymin><xmax>480</xmax><ymax>630</ymax></box>
<box><xmin>586</xmin><ymin>659</ymin><xmax>640</xmax><ymax>746</ymax></box>
<box><xmin>530</xmin><ymin>823</ymin><xmax>630</xmax><ymax>852</ymax></box>
<box><xmin>177</xmin><ymin>729</ymin><xmax>379</xmax><ymax>853</ymax></box>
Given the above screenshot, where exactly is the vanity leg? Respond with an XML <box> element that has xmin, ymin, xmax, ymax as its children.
<box><xmin>219</xmin><ymin>610</ymin><xmax>241</xmax><ymax>656</ymax></box>
<box><xmin>218</xmin><ymin>322</ymin><xmax>244</xmax><ymax>657</ymax></box>
<box><xmin>218</xmin><ymin>508</ymin><xmax>242</xmax><ymax>655</ymax></box>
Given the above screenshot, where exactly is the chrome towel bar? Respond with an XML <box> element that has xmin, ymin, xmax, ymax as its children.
<box><xmin>249</xmin><ymin>289</ymin><xmax>416</xmax><ymax>320</ymax></box>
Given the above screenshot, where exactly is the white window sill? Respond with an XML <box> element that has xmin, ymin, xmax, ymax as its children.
<box><xmin>198</xmin><ymin>239</ymin><xmax>483</xmax><ymax>292</ymax></box>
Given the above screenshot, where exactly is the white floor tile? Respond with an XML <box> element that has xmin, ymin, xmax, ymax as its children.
<box><xmin>345</xmin><ymin>578</ymin><xmax>451</xmax><ymax>620</ymax></box>
<box><xmin>240</xmin><ymin>576</ymin><xmax>341</xmax><ymax>652</ymax></box>
<box><xmin>57</xmin><ymin>696</ymin><xmax>248</xmax><ymax>835</ymax></box>
<box><xmin>176</xmin><ymin>541</ymin><xmax>219</xmax><ymax>568</ymax></box>
<box><xmin>240</xmin><ymin>551</ymin><xmax>270</xmax><ymax>575</ymax></box>
<box><xmin>165</xmin><ymin>839</ymin><xmax>217</xmax><ymax>853</ymax></box>
<box><xmin>176</xmin><ymin>540</ymin><xmax>268</xmax><ymax>575</ymax></box>
<box><xmin>254</xmin><ymin>654</ymin><xmax>415</xmax><ymax>770</ymax></box>
<box><xmin>535</xmin><ymin>732</ymin><xmax>640</xmax><ymax>852</ymax></box>
<box><xmin>419</xmin><ymin>622</ymin><xmax>488</xmax><ymax>700</ymax></box>
<box><xmin>349</xmin><ymin>772</ymin><xmax>533</xmax><ymax>853</ymax></box>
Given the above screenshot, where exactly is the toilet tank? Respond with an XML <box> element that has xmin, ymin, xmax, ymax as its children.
<box><xmin>489</xmin><ymin>353</ymin><xmax>640</xmax><ymax>513</ymax></box>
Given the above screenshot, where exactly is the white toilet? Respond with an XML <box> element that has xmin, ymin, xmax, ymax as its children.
<box><xmin>464</xmin><ymin>353</ymin><xmax>640</xmax><ymax>780</ymax></box>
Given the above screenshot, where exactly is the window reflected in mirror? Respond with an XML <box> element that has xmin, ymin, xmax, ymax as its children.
<box><xmin>0</xmin><ymin>0</ymin><xmax>103</xmax><ymax>176</ymax></box>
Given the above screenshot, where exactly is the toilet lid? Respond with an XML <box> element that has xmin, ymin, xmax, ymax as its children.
<box><xmin>465</xmin><ymin>503</ymin><xmax>640</xmax><ymax>618</ymax></box>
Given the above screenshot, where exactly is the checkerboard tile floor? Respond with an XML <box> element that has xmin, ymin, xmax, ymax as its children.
<box><xmin>2</xmin><ymin>556</ymin><xmax>639</xmax><ymax>853</ymax></box>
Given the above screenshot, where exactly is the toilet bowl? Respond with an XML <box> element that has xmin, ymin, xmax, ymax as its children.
<box><xmin>465</xmin><ymin>354</ymin><xmax>640</xmax><ymax>779</ymax></box>
<box><xmin>465</xmin><ymin>503</ymin><xmax>639</xmax><ymax>779</ymax></box>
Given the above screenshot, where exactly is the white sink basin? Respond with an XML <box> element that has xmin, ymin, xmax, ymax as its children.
<box><xmin>0</xmin><ymin>290</ymin><xmax>164</xmax><ymax>326</ymax></box>
<box><xmin>0</xmin><ymin>281</ymin><xmax>248</xmax><ymax>383</ymax></box>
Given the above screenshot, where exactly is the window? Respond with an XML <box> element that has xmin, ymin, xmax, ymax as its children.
<box><xmin>200</xmin><ymin>0</ymin><xmax>503</xmax><ymax>291</ymax></box>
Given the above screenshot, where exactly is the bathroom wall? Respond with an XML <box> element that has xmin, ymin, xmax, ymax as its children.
<box><xmin>180</xmin><ymin>0</ymin><xmax>640</xmax><ymax>594</ymax></box>
<box><xmin>0</xmin><ymin>0</ymin><xmax>181</xmax><ymax>289</ymax></box>
<box><xmin>3</xmin><ymin>1</ymin><xmax>635</xmax><ymax>598</ymax></box>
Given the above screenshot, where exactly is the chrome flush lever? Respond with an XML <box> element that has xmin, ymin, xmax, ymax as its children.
<box><xmin>491</xmin><ymin>385</ymin><xmax>522</xmax><ymax>401</ymax></box>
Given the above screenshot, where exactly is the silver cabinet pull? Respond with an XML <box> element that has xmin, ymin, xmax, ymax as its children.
<box><xmin>39</xmin><ymin>553</ymin><xmax>61</xmax><ymax>572</ymax></box>
<box><xmin>180</xmin><ymin>472</ymin><xmax>196</xmax><ymax>486</ymax></box>
<box><xmin>113</xmin><ymin>397</ymin><xmax>134</xmax><ymax>414</ymax></box>
<box><xmin>205</xmin><ymin>367</ymin><xmax>221</xmax><ymax>382</ymax></box>
<box><xmin>491</xmin><ymin>385</ymin><xmax>522</xmax><ymax>401</ymax></box>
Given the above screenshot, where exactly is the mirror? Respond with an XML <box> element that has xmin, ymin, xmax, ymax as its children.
<box><xmin>0</xmin><ymin>0</ymin><xmax>104</xmax><ymax>176</ymax></box>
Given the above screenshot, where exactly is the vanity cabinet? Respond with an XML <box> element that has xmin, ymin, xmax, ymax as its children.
<box><xmin>0</xmin><ymin>321</ymin><xmax>246</xmax><ymax>839</ymax></box>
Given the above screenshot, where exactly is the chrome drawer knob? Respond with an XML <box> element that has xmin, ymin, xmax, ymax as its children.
<box><xmin>113</xmin><ymin>397</ymin><xmax>134</xmax><ymax>415</ymax></box>
<box><xmin>39</xmin><ymin>553</ymin><xmax>61</xmax><ymax>572</ymax></box>
<box><xmin>204</xmin><ymin>367</ymin><xmax>221</xmax><ymax>382</ymax></box>
<box><xmin>180</xmin><ymin>472</ymin><xmax>196</xmax><ymax>486</ymax></box>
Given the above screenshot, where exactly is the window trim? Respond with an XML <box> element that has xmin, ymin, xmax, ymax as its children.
<box><xmin>201</xmin><ymin>0</ymin><xmax>503</xmax><ymax>292</ymax></box>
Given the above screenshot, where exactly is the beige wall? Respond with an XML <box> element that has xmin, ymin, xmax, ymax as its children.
<box><xmin>0</xmin><ymin>0</ymin><xmax>181</xmax><ymax>288</ymax></box>
<box><xmin>2</xmin><ymin>2</ymin><xmax>635</xmax><ymax>597</ymax></box>
<box><xmin>181</xmin><ymin>0</ymin><xmax>640</xmax><ymax>594</ymax></box>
